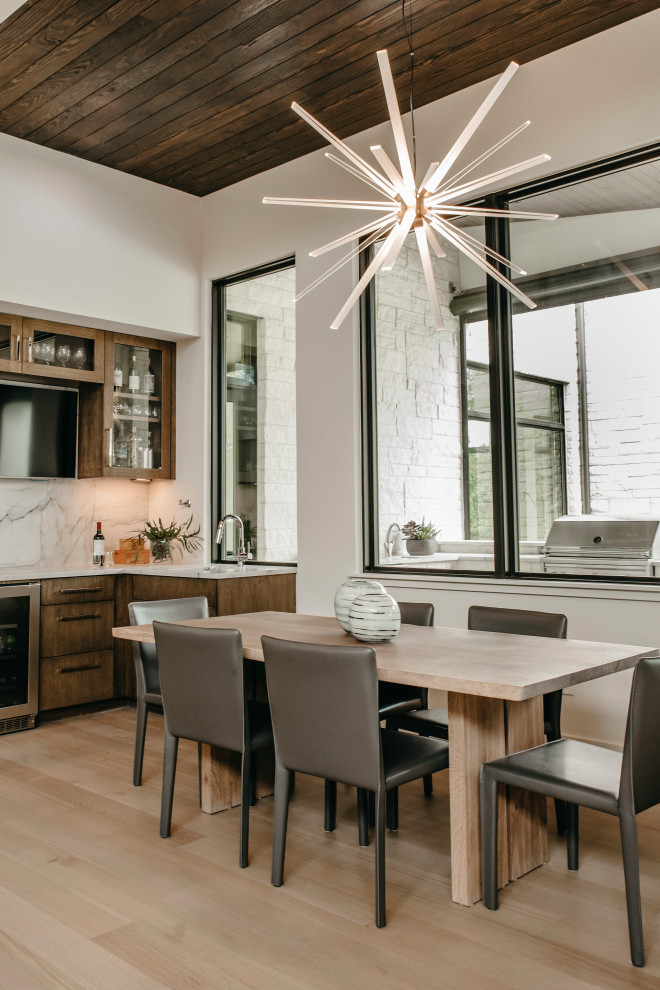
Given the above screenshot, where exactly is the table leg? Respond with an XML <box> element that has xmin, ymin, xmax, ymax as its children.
<box><xmin>448</xmin><ymin>693</ymin><xmax>509</xmax><ymax>906</ymax></box>
<box><xmin>199</xmin><ymin>744</ymin><xmax>274</xmax><ymax>814</ymax></box>
<box><xmin>505</xmin><ymin>696</ymin><xmax>547</xmax><ymax>881</ymax></box>
<box><xmin>448</xmin><ymin>692</ymin><xmax>547</xmax><ymax>905</ymax></box>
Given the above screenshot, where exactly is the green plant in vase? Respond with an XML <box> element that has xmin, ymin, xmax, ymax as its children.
<box><xmin>135</xmin><ymin>515</ymin><xmax>202</xmax><ymax>563</ymax></box>
<box><xmin>401</xmin><ymin>518</ymin><xmax>440</xmax><ymax>556</ymax></box>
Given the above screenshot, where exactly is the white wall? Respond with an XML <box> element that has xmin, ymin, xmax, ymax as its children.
<box><xmin>0</xmin><ymin>132</ymin><xmax>201</xmax><ymax>339</ymax></box>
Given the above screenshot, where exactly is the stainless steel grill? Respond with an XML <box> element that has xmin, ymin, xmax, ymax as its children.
<box><xmin>542</xmin><ymin>515</ymin><xmax>660</xmax><ymax>578</ymax></box>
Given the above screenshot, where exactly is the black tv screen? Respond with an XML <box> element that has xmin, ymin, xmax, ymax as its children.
<box><xmin>0</xmin><ymin>381</ymin><xmax>78</xmax><ymax>479</ymax></box>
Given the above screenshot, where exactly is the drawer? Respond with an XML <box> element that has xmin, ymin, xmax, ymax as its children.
<box><xmin>39</xmin><ymin>650</ymin><xmax>114</xmax><ymax>711</ymax></box>
<box><xmin>40</xmin><ymin>600</ymin><xmax>114</xmax><ymax>658</ymax></box>
<box><xmin>40</xmin><ymin>575</ymin><xmax>115</xmax><ymax>605</ymax></box>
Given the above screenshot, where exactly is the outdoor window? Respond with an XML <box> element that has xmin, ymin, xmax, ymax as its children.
<box><xmin>363</xmin><ymin>144</ymin><xmax>660</xmax><ymax>580</ymax></box>
<box><xmin>213</xmin><ymin>259</ymin><xmax>297</xmax><ymax>563</ymax></box>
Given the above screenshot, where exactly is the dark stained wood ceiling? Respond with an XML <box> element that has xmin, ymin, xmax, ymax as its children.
<box><xmin>0</xmin><ymin>0</ymin><xmax>657</xmax><ymax>197</ymax></box>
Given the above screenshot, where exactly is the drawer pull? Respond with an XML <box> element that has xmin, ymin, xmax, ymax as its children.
<box><xmin>57</xmin><ymin>663</ymin><xmax>103</xmax><ymax>674</ymax></box>
<box><xmin>59</xmin><ymin>588</ymin><xmax>102</xmax><ymax>595</ymax></box>
<box><xmin>57</xmin><ymin>613</ymin><xmax>102</xmax><ymax>622</ymax></box>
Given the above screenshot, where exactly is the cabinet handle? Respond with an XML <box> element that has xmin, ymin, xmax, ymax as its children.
<box><xmin>27</xmin><ymin>337</ymin><xmax>32</xmax><ymax>362</ymax></box>
<box><xmin>57</xmin><ymin>663</ymin><xmax>102</xmax><ymax>674</ymax></box>
<box><xmin>57</xmin><ymin>613</ymin><xmax>102</xmax><ymax>622</ymax></box>
<box><xmin>59</xmin><ymin>588</ymin><xmax>102</xmax><ymax>595</ymax></box>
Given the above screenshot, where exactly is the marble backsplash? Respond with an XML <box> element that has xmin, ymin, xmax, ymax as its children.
<box><xmin>0</xmin><ymin>478</ymin><xmax>151</xmax><ymax>568</ymax></box>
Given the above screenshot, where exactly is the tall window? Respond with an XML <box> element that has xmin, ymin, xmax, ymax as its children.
<box><xmin>213</xmin><ymin>259</ymin><xmax>297</xmax><ymax>563</ymax></box>
<box><xmin>364</xmin><ymin>144</ymin><xmax>660</xmax><ymax>580</ymax></box>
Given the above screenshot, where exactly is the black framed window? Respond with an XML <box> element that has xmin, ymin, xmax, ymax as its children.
<box><xmin>212</xmin><ymin>258</ymin><xmax>297</xmax><ymax>565</ymax></box>
<box><xmin>363</xmin><ymin>142</ymin><xmax>660</xmax><ymax>581</ymax></box>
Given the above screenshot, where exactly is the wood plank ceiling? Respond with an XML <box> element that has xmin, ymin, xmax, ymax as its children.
<box><xmin>0</xmin><ymin>0</ymin><xmax>657</xmax><ymax>197</ymax></box>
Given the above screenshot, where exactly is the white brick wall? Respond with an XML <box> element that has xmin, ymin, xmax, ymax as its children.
<box><xmin>226</xmin><ymin>268</ymin><xmax>297</xmax><ymax>561</ymax></box>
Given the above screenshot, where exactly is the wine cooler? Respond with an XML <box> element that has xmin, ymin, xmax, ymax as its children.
<box><xmin>0</xmin><ymin>584</ymin><xmax>39</xmax><ymax>734</ymax></box>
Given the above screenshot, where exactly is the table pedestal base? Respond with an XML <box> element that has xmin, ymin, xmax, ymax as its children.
<box><xmin>199</xmin><ymin>745</ymin><xmax>274</xmax><ymax>814</ymax></box>
<box><xmin>448</xmin><ymin>692</ymin><xmax>547</xmax><ymax>905</ymax></box>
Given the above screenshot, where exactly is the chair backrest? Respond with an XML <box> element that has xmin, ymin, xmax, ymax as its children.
<box><xmin>398</xmin><ymin>601</ymin><xmax>434</xmax><ymax>626</ymax></box>
<box><xmin>128</xmin><ymin>596</ymin><xmax>209</xmax><ymax>697</ymax></box>
<box><xmin>262</xmin><ymin>636</ymin><xmax>382</xmax><ymax>791</ymax></box>
<box><xmin>620</xmin><ymin>656</ymin><xmax>660</xmax><ymax>814</ymax></box>
<box><xmin>468</xmin><ymin>605</ymin><xmax>567</xmax><ymax>639</ymax></box>
<box><xmin>153</xmin><ymin>621</ymin><xmax>246</xmax><ymax>751</ymax></box>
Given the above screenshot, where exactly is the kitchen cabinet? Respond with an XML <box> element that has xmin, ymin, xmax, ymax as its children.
<box><xmin>38</xmin><ymin>577</ymin><xmax>115</xmax><ymax>711</ymax></box>
<box><xmin>21</xmin><ymin>318</ymin><xmax>105</xmax><ymax>383</ymax></box>
<box><xmin>78</xmin><ymin>332</ymin><xmax>175</xmax><ymax>480</ymax></box>
<box><xmin>0</xmin><ymin>312</ymin><xmax>23</xmax><ymax>373</ymax></box>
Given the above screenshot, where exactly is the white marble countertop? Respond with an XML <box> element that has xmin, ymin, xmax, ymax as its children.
<box><xmin>0</xmin><ymin>562</ymin><xmax>295</xmax><ymax>583</ymax></box>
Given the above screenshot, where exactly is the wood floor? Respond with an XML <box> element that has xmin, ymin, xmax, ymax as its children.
<box><xmin>0</xmin><ymin>708</ymin><xmax>659</xmax><ymax>989</ymax></box>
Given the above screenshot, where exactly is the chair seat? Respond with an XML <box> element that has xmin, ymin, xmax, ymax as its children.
<box><xmin>482</xmin><ymin>738</ymin><xmax>622</xmax><ymax>815</ymax></box>
<box><xmin>381</xmin><ymin>728</ymin><xmax>449</xmax><ymax>790</ymax></box>
<box><xmin>388</xmin><ymin>706</ymin><xmax>449</xmax><ymax>737</ymax></box>
<box><xmin>144</xmin><ymin>691</ymin><xmax>163</xmax><ymax>707</ymax></box>
<box><xmin>378</xmin><ymin>682</ymin><xmax>425</xmax><ymax>717</ymax></box>
<box><xmin>248</xmin><ymin>701</ymin><xmax>274</xmax><ymax>751</ymax></box>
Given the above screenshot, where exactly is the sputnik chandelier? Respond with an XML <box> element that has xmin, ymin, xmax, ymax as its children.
<box><xmin>264</xmin><ymin>47</ymin><xmax>558</xmax><ymax>331</ymax></box>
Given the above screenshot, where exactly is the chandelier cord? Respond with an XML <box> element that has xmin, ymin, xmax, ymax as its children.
<box><xmin>401</xmin><ymin>0</ymin><xmax>416</xmax><ymax>179</ymax></box>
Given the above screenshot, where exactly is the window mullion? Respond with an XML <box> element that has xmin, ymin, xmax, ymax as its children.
<box><xmin>485</xmin><ymin>195</ymin><xmax>518</xmax><ymax>577</ymax></box>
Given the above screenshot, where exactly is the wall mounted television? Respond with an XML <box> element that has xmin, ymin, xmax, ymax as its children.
<box><xmin>0</xmin><ymin>380</ymin><xmax>78</xmax><ymax>479</ymax></box>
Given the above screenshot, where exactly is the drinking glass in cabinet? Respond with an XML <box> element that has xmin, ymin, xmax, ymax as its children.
<box><xmin>55</xmin><ymin>343</ymin><xmax>71</xmax><ymax>367</ymax></box>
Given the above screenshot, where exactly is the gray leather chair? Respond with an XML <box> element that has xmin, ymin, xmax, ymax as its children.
<box><xmin>262</xmin><ymin>635</ymin><xmax>449</xmax><ymax>926</ymax></box>
<box><xmin>386</xmin><ymin>605</ymin><xmax>568</xmax><ymax>830</ymax></box>
<box><xmin>480</xmin><ymin>655</ymin><xmax>660</xmax><ymax>968</ymax></box>
<box><xmin>153</xmin><ymin>621</ymin><xmax>273</xmax><ymax>868</ymax></box>
<box><xmin>128</xmin><ymin>596</ymin><xmax>209</xmax><ymax>787</ymax></box>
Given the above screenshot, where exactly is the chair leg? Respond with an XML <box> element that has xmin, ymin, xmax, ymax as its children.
<box><xmin>271</xmin><ymin>762</ymin><xmax>292</xmax><ymax>887</ymax></box>
<box><xmin>480</xmin><ymin>771</ymin><xmax>499</xmax><ymax>910</ymax></box>
<box><xmin>325</xmin><ymin>780</ymin><xmax>337</xmax><ymax>832</ymax></box>
<box><xmin>619</xmin><ymin>811</ymin><xmax>645</xmax><ymax>967</ymax></box>
<box><xmin>240</xmin><ymin>749</ymin><xmax>251</xmax><ymax>868</ymax></box>
<box><xmin>249</xmin><ymin>754</ymin><xmax>258</xmax><ymax>807</ymax></box>
<box><xmin>423</xmin><ymin>774</ymin><xmax>433</xmax><ymax>797</ymax></box>
<box><xmin>386</xmin><ymin>788</ymin><xmax>398</xmax><ymax>831</ymax></box>
<box><xmin>554</xmin><ymin>798</ymin><xmax>567</xmax><ymax>835</ymax></box>
<box><xmin>368</xmin><ymin>790</ymin><xmax>375</xmax><ymax>827</ymax></box>
<box><xmin>133</xmin><ymin>699</ymin><xmax>148</xmax><ymax>786</ymax></box>
<box><xmin>566</xmin><ymin>803</ymin><xmax>579</xmax><ymax>871</ymax></box>
<box><xmin>375</xmin><ymin>789</ymin><xmax>387</xmax><ymax>927</ymax></box>
<box><xmin>160</xmin><ymin>729</ymin><xmax>178</xmax><ymax>838</ymax></box>
<box><xmin>357</xmin><ymin>788</ymin><xmax>369</xmax><ymax>846</ymax></box>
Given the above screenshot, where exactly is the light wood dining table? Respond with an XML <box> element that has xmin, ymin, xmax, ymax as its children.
<box><xmin>113</xmin><ymin>610</ymin><xmax>657</xmax><ymax>906</ymax></box>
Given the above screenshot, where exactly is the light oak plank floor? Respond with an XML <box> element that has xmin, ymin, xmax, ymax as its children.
<box><xmin>0</xmin><ymin>707</ymin><xmax>659</xmax><ymax>989</ymax></box>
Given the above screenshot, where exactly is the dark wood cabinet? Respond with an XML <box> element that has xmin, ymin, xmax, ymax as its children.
<box><xmin>78</xmin><ymin>332</ymin><xmax>176</xmax><ymax>480</ymax></box>
<box><xmin>38</xmin><ymin>578</ymin><xmax>115</xmax><ymax>711</ymax></box>
<box><xmin>22</xmin><ymin>319</ymin><xmax>105</xmax><ymax>383</ymax></box>
<box><xmin>0</xmin><ymin>312</ymin><xmax>23</xmax><ymax>373</ymax></box>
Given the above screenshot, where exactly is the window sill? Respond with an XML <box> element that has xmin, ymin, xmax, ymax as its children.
<box><xmin>353</xmin><ymin>570</ymin><xmax>660</xmax><ymax>603</ymax></box>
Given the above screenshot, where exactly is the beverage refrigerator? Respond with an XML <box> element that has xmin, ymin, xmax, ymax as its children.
<box><xmin>0</xmin><ymin>584</ymin><xmax>39</xmax><ymax>733</ymax></box>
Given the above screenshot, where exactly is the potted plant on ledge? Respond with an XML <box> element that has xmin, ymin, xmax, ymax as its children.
<box><xmin>135</xmin><ymin>515</ymin><xmax>203</xmax><ymax>563</ymax></box>
<box><xmin>402</xmin><ymin>518</ymin><xmax>440</xmax><ymax>556</ymax></box>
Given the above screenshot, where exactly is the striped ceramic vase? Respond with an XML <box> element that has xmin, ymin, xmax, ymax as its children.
<box><xmin>349</xmin><ymin>589</ymin><xmax>401</xmax><ymax>643</ymax></box>
<box><xmin>334</xmin><ymin>578</ymin><xmax>385</xmax><ymax>632</ymax></box>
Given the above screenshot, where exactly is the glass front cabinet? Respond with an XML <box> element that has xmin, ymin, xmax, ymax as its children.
<box><xmin>21</xmin><ymin>319</ymin><xmax>105</xmax><ymax>382</ymax></box>
<box><xmin>79</xmin><ymin>333</ymin><xmax>175</xmax><ymax>480</ymax></box>
<box><xmin>0</xmin><ymin>312</ymin><xmax>22</xmax><ymax>373</ymax></box>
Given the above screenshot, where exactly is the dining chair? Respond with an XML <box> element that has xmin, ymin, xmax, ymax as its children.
<box><xmin>480</xmin><ymin>655</ymin><xmax>660</xmax><ymax>968</ymax></box>
<box><xmin>325</xmin><ymin>601</ymin><xmax>435</xmax><ymax>835</ymax></box>
<box><xmin>386</xmin><ymin>605</ymin><xmax>568</xmax><ymax>831</ymax></box>
<box><xmin>153</xmin><ymin>621</ymin><xmax>273</xmax><ymax>868</ymax></box>
<box><xmin>262</xmin><ymin>635</ymin><xmax>450</xmax><ymax>926</ymax></box>
<box><xmin>128</xmin><ymin>596</ymin><xmax>209</xmax><ymax>787</ymax></box>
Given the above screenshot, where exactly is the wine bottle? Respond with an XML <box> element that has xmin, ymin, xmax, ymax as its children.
<box><xmin>128</xmin><ymin>355</ymin><xmax>140</xmax><ymax>393</ymax></box>
<box><xmin>143</xmin><ymin>358</ymin><xmax>155</xmax><ymax>395</ymax></box>
<box><xmin>93</xmin><ymin>522</ymin><xmax>105</xmax><ymax>566</ymax></box>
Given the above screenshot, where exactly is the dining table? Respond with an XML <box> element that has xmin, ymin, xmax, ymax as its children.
<box><xmin>113</xmin><ymin>609</ymin><xmax>657</xmax><ymax>906</ymax></box>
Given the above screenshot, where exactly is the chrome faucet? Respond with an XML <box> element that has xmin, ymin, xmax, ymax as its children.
<box><xmin>215</xmin><ymin>514</ymin><xmax>249</xmax><ymax>567</ymax></box>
